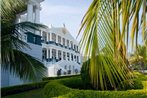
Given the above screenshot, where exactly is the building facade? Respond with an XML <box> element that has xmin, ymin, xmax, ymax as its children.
<box><xmin>1</xmin><ymin>0</ymin><xmax>81</xmax><ymax>87</ymax></box>
<box><xmin>41</xmin><ymin>27</ymin><xmax>81</xmax><ymax>77</ymax></box>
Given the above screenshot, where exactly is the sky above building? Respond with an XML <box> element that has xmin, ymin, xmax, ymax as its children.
<box><xmin>40</xmin><ymin>0</ymin><xmax>92</xmax><ymax>41</ymax></box>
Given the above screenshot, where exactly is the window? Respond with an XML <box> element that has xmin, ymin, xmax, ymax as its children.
<box><xmin>58</xmin><ymin>50</ymin><xmax>61</xmax><ymax>60</ymax></box>
<box><xmin>70</xmin><ymin>41</ymin><xmax>73</xmax><ymax>49</ymax></box>
<box><xmin>67</xmin><ymin>40</ymin><xmax>69</xmax><ymax>47</ymax></box>
<box><xmin>63</xmin><ymin>52</ymin><xmax>66</xmax><ymax>60</ymax></box>
<box><xmin>74</xmin><ymin>55</ymin><xmax>76</xmax><ymax>61</ymax></box>
<box><xmin>67</xmin><ymin>52</ymin><xmax>70</xmax><ymax>61</ymax></box>
<box><xmin>58</xmin><ymin>36</ymin><xmax>61</xmax><ymax>44</ymax></box>
<box><xmin>63</xmin><ymin>38</ymin><xmax>65</xmax><ymax>46</ymax></box>
<box><xmin>77</xmin><ymin>46</ymin><xmax>78</xmax><ymax>52</ymax></box>
<box><xmin>33</xmin><ymin>37</ymin><xmax>36</xmax><ymax>43</ymax></box>
<box><xmin>71</xmin><ymin>53</ymin><xmax>73</xmax><ymax>61</ymax></box>
<box><xmin>42</xmin><ymin>48</ymin><xmax>47</xmax><ymax>60</ymax></box>
<box><xmin>52</xmin><ymin>49</ymin><xmax>56</xmax><ymax>59</ymax></box>
<box><xmin>42</xmin><ymin>31</ymin><xmax>47</xmax><ymax>42</ymax></box>
<box><xmin>69</xmin><ymin>65</ymin><xmax>71</xmax><ymax>70</ymax></box>
<box><xmin>23</xmin><ymin>35</ymin><xmax>27</xmax><ymax>40</ymax></box>
<box><xmin>48</xmin><ymin>49</ymin><xmax>50</xmax><ymax>58</ymax></box>
<box><xmin>48</xmin><ymin>33</ymin><xmax>50</xmax><ymax>41</ymax></box>
<box><xmin>74</xmin><ymin>45</ymin><xmax>76</xmax><ymax>51</ymax></box>
<box><xmin>77</xmin><ymin>56</ymin><xmax>79</xmax><ymax>62</ymax></box>
<box><xmin>52</xmin><ymin>33</ymin><xmax>56</xmax><ymax>42</ymax></box>
<box><xmin>64</xmin><ymin>65</ymin><xmax>67</xmax><ymax>69</ymax></box>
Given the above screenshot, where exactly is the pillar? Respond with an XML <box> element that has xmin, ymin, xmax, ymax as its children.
<box><xmin>47</xmin><ymin>33</ymin><xmax>49</xmax><ymax>42</ymax></box>
<box><xmin>47</xmin><ymin>48</ymin><xmax>49</xmax><ymax>60</ymax></box>
<box><xmin>50</xmin><ymin>33</ymin><xmax>52</xmax><ymax>41</ymax></box>
<box><xmin>50</xmin><ymin>48</ymin><xmax>52</xmax><ymax>58</ymax></box>
<box><xmin>27</xmin><ymin>2</ymin><xmax>33</xmax><ymax>22</ymax></box>
<box><xmin>35</xmin><ymin>5</ymin><xmax>40</xmax><ymax>23</ymax></box>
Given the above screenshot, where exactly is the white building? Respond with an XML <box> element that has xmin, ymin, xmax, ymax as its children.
<box><xmin>41</xmin><ymin>27</ymin><xmax>81</xmax><ymax>77</ymax></box>
<box><xmin>1</xmin><ymin>0</ymin><xmax>81</xmax><ymax>87</ymax></box>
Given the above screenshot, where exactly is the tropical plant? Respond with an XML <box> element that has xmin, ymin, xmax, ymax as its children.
<box><xmin>78</xmin><ymin>0</ymin><xmax>147</xmax><ymax>90</ymax></box>
<box><xmin>1</xmin><ymin>0</ymin><xmax>47</xmax><ymax>81</ymax></box>
<box><xmin>129</xmin><ymin>45</ymin><xmax>147</xmax><ymax>70</ymax></box>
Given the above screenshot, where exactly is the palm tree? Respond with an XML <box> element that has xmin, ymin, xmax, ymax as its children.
<box><xmin>1</xmin><ymin>0</ymin><xmax>47</xmax><ymax>81</ymax></box>
<box><xmin>78</xmin><ymin>0</ymin><xmax>147</xmax><ymax>90</ymax></box>
<box><xmin>129</xmin><ymin>45</ymin><xmax>147</xmax><ymax>71</ymax></box>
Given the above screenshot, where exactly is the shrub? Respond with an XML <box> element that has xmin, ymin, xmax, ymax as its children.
<box><xmin>42</xmin><ymin>74</ymin><xmax>80</xmax><ymax>81</ymax></box>
<box><xmin>43</xmin><ymin>81</ymin><xmax>72</xmax><ymax>98</ymax></box>
<box><xmin>58</xmin><ymin>76</ymin><xmax>83</xmax><ymax>89</ymax></box>
<box><xmin>57</xmin><ymin>90</ymin><xmax>147</xmax><ymax>98</ymax></box>
<box><xmin>1</xmin><ymin>81</ymin><xmax>48</xmax><ymax>96</ymax></box>
<box><xmin>117</xmin><ymin>71</ymin><xmax>147</xmax><ymax>90</ymax></box>
<box><xmin>118</xmin><ymin>79</ymin><xmax>143</xmax><ymax>90</ymax></box>
<box><xmin>44</xmin><ymin>76</ymin><xmax>147</xmax><ymax>98</ymax></box>
<box><xmin>43</xmin><ymin>76</ymin><xmax>82</xmax><ymax>98</ymax></box>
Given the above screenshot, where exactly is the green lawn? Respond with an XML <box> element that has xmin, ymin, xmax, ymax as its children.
<box><xmin>2</xmin><ymin>89</ymin><xmax>43</xmax><ymax>98</ymax></box>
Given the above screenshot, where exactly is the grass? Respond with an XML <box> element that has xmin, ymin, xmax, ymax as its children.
<box><xmin>1</xmin><ymin>89</ymin><xmax>44</xmax><ymax>98</ymax></box>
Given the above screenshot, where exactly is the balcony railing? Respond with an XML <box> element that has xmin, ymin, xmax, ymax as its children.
<box><xmin>42</xmin><ymin>40</ymin><xmax>80</xmax><ymax>53</ymax></box>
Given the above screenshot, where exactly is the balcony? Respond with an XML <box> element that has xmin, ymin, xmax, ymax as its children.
<box><xmin>41</xmin><ymin>40</ymin><xmax>80</xmax><ymax>53</ymax></box>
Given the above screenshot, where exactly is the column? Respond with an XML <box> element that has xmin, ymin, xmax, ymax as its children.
<box><xmin>35</xmin><ymin>4</ymin><xmax>40</xmax><ymax>23</ymax></box>
<box><xmin>47</xmin><ymin>48</ymin><xmax>49</xmax><ymax>61</ymax></box>
<box><xmin>50</xmin><ymin>33</ymin><xmax>52</xmax><ymax>41</ymax></box>
<box><xmin>50</xmin><ymin>48</ymin><xmax>52</xmax><ymax>58</ymax></box>
<box><xmin>15</xmin><ymin>15</ymin><xmax>20</xmax><ymax>23</ymax></box>
<box><xmin>27</xmin><ymin>3</ymin><xmax>33</xmax><ymax>22</ymax></box>
<box><xmin>47</xmin><ymin>33</ymin><xmax>49</xmax><ymax>42</ymax></box>
<box><xmin>57</xmin><ymin>50</ymin><xmax>59</xmax><ymax>60</ymax></box>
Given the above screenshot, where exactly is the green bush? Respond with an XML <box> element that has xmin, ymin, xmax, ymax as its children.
<box><xmin>43</xmin><ymin>81</ymin><xmax>72</xmax><ymax>98</ymax></box>
<box><xmin>118</xmin><ymin>79</ymin><xmax>143</xmax><ymax>90</ymax></box>
<box><xmin>58</xmin><ymin>76</ymin><xmax>83</xmax><ymax>89</ymax></box>
<box><xmin>1</xmin><ymin>81</ymin><xmax>48</xmax><ymax>96</ymax></box>
<box><xmin>80</xmin><ymin>59</ymin><xmax>92</xmax><ymax>89</ymax></box>
<box><xmin>43</xmin><ymin>76</ymin><xmax>147</xmax><ymax>98</ymax></box>
<box><xmin>43</xmin><ymin>76</ymin><xmax>82</xmax><ymax>98</ymax></box>
<box><xmin>42</xmin><ymin>74</ymin><xmax>80</xmax><ymax>81</ymax></box>
<box><xmin>57</xmin><ymin>90</ymin><xmax>147</xmax><ymax>98</ymax></box>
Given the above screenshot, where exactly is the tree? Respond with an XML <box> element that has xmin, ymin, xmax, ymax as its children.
<box><xmin>1</xmin><ymin>0</ymin><xmax>47</xmax><ymax>81</ymax></box>
<box><xmin>78</xmin><ymin>0</ymin><xmax>147</xmax><ymax>90</ymax></box>
<box><xmin>129</xmin><ymin>45</ymin><xmax>147</xmax><ymax>71</ymax></box>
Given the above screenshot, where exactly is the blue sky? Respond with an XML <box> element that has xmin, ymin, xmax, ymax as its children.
<box><xmin>40</xmin><ymin>0</ymin><xmax>92</xmax><ymax>41</ymax></box>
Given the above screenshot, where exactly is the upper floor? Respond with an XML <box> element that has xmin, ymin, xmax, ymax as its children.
<box><xmin>41</xmin><ymin>27</ymin><xmax>80</xmax><ymax>53</ymax></box>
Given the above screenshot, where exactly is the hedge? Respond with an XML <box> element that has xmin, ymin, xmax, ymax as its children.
<box><xmin>1</xmin><ymin>75</ymin><xmax>80</xmax><ymax>97</ymax></box>
<box><xmin>43</xmin><ymin>74</ymin><xmax>147</xmax><ymax>98</ymax></box>
<box><xmin>56</xmin><ymin>90</ymin><xmax>147</xmax><ymax>98</ymax></box>
<box><xmin>1</xmin><ymin>81</ymin><xmax>48</xmax><ymax>96</ymax></box>
<box><xmin>42</xmin><ymin>74</ymin><xmax>80</xmax><ymax>81</ymax></box>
